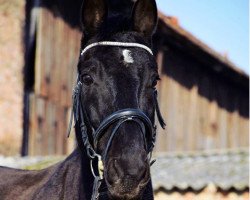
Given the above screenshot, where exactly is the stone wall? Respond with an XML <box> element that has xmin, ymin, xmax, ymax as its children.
<box><xmin>0</xmin><ymin>0</ymin><xmax>24</xmax><ymax>155</ymax></box>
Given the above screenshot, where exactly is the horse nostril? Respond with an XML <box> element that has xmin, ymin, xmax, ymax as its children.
<box><xmin>106</xmin><ymin>158</ymin><xmax>120</xmax><ymax>185</ymax></box>
<box><xmin>113</xmin><ymin>159</ymin><xmax>122</xmax><ymax>177</ymax></box>
<box><xmin>106</xmin><ymin>154</ymin><xmax>149</xmax><ymax>186</ymax></box>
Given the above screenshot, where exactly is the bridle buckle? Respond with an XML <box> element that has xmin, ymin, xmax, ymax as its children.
<box><xmin>90</xmin><ymin>154</ymin><xmax>104</xmax><ymax>180</ymax></box>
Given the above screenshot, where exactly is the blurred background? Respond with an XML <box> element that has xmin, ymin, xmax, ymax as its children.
<box><xmin>0</xmin><ymin>0</ymin><xmax>249</xmax><ymax>199</ymax></box>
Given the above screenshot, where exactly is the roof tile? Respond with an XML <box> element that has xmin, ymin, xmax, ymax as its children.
<box><xmin>151</xmin><ymin>149</ymin><xmax>249</xmax><ymax>191</ymax></box>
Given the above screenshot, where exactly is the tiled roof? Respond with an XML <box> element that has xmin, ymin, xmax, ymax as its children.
<box><xmin>151</xmin><ymin>149</ymin><xmax>249</xmax><ymax>191</ymax></box>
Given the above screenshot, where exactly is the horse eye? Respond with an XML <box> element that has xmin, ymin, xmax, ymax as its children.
<box><xmin>152</xmin><ymin>76</ymin><xmax>160</xmax><ymax>87</ymax></box>
<box><xmin>81</xmin><ymin>74</ymin><xmax>93</xmax><ymax>85</ymax></box>
<box><xmin>152</xmin><ymin>79</ymin><xmax>158</xmax><ymax>87</ymax></box>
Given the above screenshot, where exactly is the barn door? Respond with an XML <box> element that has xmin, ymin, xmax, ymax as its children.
<box><xmin>26</xmin><ymin>5</ymin><xmax>81</xmax><ymax>155</ymax></box>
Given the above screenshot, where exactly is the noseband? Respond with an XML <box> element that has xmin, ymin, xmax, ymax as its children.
<box><xmin>68</xmin><ymin>41</ymin><xmax>166</xmax><ymax>200</ymax></box>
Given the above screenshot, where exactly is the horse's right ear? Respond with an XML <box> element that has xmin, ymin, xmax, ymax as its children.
<box><xmin>132</xmin><ymin>0</ymin><xmax>158</xmax><ymax>37</ymax></box>
<box><xmin>81</xmin><ymin>0</ymin><xmax>107</xmax><ymax>36</ymax></box>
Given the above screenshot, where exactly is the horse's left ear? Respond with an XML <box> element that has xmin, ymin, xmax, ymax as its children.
<box><xmin>132</xmin><ymin>0</ymin><xmax>158</xmax><ymax>37</ymax></box>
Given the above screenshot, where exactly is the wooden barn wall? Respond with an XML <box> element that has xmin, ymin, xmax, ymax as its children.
<box><xmin>155</xmin><ymin>48</ymin><xmax>249</xmax><ymax>152</ymax></box>
<box><xmin>28</xmin><ymin>8</ymin><xmax>81</xmax><ymax>155</ymax></box>
<box><xmin>27</xmin><ymin>7</ymin><xmax>249</xmax><ymax>155</ymax></box>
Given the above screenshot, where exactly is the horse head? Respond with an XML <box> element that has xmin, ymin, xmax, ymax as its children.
<box><xmin>73</xmin><ymin>0</ymin><xmax>164</xmax><ymax>199</ymax></box>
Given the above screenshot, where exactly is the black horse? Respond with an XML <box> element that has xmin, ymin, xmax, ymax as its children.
<box><xmin>0</xmin><ymin>0</ymin><xmax>165</xmax><ymax>199</ymax></box>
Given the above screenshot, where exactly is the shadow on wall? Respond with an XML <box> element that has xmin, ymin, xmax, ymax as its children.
<box><xmin>160</xmin><ymin>47</ymin><xmax>249</xmax><ymax>118</ymax></box>
<box><xmin>28</xmin><ymin>0</ymin><xmax>135</xmax><ymax>31</ymax></box>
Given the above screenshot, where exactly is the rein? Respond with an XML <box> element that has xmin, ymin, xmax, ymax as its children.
<box><xmin>68</xmin><ymin>41</ymin><xmax>166</xmax><ymax>200</ymax></box>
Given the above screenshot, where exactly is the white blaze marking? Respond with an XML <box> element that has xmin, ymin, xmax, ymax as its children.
<box><xmin>122</xmin><ymin>49</ymin><xmax>134</xmax><ymax>64</ymax></box>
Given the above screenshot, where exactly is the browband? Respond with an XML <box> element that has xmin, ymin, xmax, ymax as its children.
<box><xmin>81</xmin><ymin>41</ymin><xmax>153</xmax><ymax>56</ymax></box>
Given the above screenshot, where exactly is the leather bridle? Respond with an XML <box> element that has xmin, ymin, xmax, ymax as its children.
<box><xmin>67</xmin><ymin>41</ymin><xmax>166</xmax><ymax>200</ymax></box>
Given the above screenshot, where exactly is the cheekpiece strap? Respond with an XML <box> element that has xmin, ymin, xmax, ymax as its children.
<box><xmin>67</xmin><ymin>80</ymin><xmax>98</xmax><ymax>159</ymax></box>
<box><xmin>91</xmin><ymin>177</ymin><xmax>102</xmax><ymax>200</ymax></box>
<box><xmin>67</xmin><ymin>81</ymin><xmax>82</xmax><ymax>137</ymax></box>
<box><xmin>153</xmin><ymin>89</ymin><xmax>166</xmax><ymax>129</ymax></box>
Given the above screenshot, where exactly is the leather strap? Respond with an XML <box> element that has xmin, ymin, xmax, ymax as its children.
<box><xmin>153</xmin><ymin>89</ymin><xmax>166</xmax><ymax>129</ymax></box>
<box><xmin>94</xmin><ymin>109</ymin><xmax>154</xmax><ymax>149</ymax></box>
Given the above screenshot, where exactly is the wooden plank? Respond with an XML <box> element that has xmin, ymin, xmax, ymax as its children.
<box><xmin>207</xmin><ymin>75</ymin><xmax>218</xmax><ymax>150</ymax></box>
<box><xmin>62</xmin><ymin>107</ymin><xmax>69</xmax><ymax>154</ymax></box>
<box><xmin>175</xmin><ymin>80</ymin><xmax>185</xmax><ymax>151</ymax></box>
<box><xmin>57</xmin><ymin>16</ymin><xmax>65</xmax><ymax>103</ymax></box>
<box><xmin>64</xmin><ymin>26</ymin><xmax>81</xmax><ymax>107</ymax></box>
<box><xmin>34</xmin><ymin>8</ymin><xmax>44</xmax><ymax>96</ymax></box>
<box><xmin>197</xmin><ymin>75</ymin><xmax>207</xmax><ymax>150</ymax></box>
<box><xmin>35</xmin><ymin>97</ymin><xmax>46</xmax><ymax>155</ymax></box>
<box><xmin>166</xmin><ymin>77</ymin><xmax>177</xmax><ymax>152</ymax></box>
<box><xmin>28</xmin><ymin>93</ymin><xmax>36</xmax><ymax>156</ymax></box>
<box><xmin>241</xmin><ymin>117</ymin><xmax>249</xmax><ymax>147</ymax></box>
<box><xmin>226</xmin><ymin>87</ymin><xmax>239</xmax><ymax>148</ymax></box>
<box><xmin>55</xmin><ymin>105</ymin><xmax>64</xmax><ymax>154</ymax></box>
<box><xmin>212</xmin><ymin>78</ymin><xmax>221</xmax><ymax>149</ymax></box>
<box><xmin>208</xmin><ymin>100</ymin><xmax>218</xmax><ymax>149</ymax></box>
<box><xmin>242</xmin><ymin>94</ymin><xmax>249</xmax><ymax>147</ymax></box>
<box><xmin>181</xmin><ymin>86</ymin><xmax>189</xmax><ymax>151</ymax></box>
<box><xmin>48</xmin><ymin>14</ymin><xmax>56</xmax><ymax>102</ymax></box>
<box><xmin>178</xmin><ymin>65</ymin><xmax>196</xmax><ymax>151</ymax></box>
<box><xmin>217</xmin><ymin>84</ymin><xmax>228</xmax><ymax>149</ymax></box>
<box><xmin>47</xmin><ymin>101</ymin><xmax>57</xmax><ymax>154</ymax></box>
<box><xmin>230</xmin><ymin>108</ymin><xmax>239</xmax><ymax>148</ymax></box>
<box><xmin>186</xmin><ymin>84</ymin><xmax>198</xmax><ymax>151</ymax></box>
<box><xmin>238</xmin><ymin>94</ymin><xmax>249</xmax><ymax>147</ymax></box>
<box><xmin>56</xmin><ymin>15</ymin><xmax>66</xmax><ymax>103</ymax></box>
<box><xmin>59</xmin><ymin>20</ymin><xmax>69</xmax><ymax>106</ymax></box>
<box><xmin>34</xmin><ymin>8</ymin><xmax>56</xmax><ymax>98</ymax></box>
